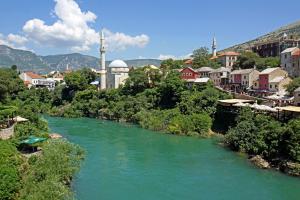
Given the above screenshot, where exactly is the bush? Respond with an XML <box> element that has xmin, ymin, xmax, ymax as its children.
<box><xmin>0</xmin><ymin>140</ymin><xmax>22</xmax><ymax>200</ymax></box>
<box><xmin>18</xmin><ymin>139</ymin><xmax>85</xmax><ymax>200</ymax></box>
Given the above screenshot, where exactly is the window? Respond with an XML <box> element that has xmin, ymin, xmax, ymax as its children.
<box><xmin>275</xmin><ymin>85</ymin><xmax>278</xmax><ymax>88</ymax></box>
<box><xmin>285</xmin><ymin>54</ymin><xmax>287</xmax><ymax>59</ymax></box>
<box><xmin>254</xmin><ymin>83</ymin><xmax>257</xmax><ymax>86</ymax></box>
<box><xmin>270</xmin><ymin>85</ymin><xmax>272</xmax><ymax>89</ymax></box>
<box><xmin>244</xmin><ymin>75</ymin><xmax>246</xmax><ymax>79</ymax></box>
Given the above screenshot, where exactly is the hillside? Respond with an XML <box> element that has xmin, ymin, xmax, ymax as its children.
<box><xmin>0</xmin><ymin>45</ymin><xmax>161</xmax><ymax>73</ymax></box>
<box><xmin>0</xmin><ymin>45</ymin><xmax>48</xmax><ymax>71</ymax></box>
<box><xmin>223</xmin><ymin>20</ymin><xmax>300</xmax><ymax>52</ymax></box>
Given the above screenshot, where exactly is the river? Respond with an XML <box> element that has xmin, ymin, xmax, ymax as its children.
<box><xmin>46</xmin><ymin>117</ymin><xmax>300</xmax><ymax>200</ymax></box>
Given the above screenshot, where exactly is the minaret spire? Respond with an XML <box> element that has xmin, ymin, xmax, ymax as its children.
<box><xmin>212</xmin><ymin>36</ymin><xmax>217</xmax><ymax>57</ymax></box>
<box><xmin>100</xmin><ymin>30</ymin><xmax>106</xmax><ymax>90</ymax></box>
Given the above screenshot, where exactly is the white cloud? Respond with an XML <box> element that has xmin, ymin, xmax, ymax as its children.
<box><xmin>0</xmin><ymin>33</ymin><xmax>28</xmax><ymax>50</ymax></box>
<box><xmin>103</xmin><ymin>29</ymin><xmax>149</xmax><ymax>51</ymax></box>
<box><xmin>158</xmin><ymin>53</ymin><xmax>192</xmax><ymax>60</ymax></box>
<box><xmin>7</xmin><ymin>34</ymin><xmax>28</xmax><ymax>45</ymax></box>
<box><xmin>21</xmin><ymin>0</ymin><xmax>149</xmax><ymax>52</ymax></box>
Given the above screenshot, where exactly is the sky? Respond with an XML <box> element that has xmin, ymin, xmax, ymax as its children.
<box><xmin>0</xmin><ymin>0</ymin><xmax>300</xmax><ymax>60</ymax></box>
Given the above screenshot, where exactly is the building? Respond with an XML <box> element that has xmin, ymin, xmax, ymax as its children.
<box><xmin>230</xmin><ymin>68</ymin><xmax>259</xmax><ymax>91</ymax></box>
<box><xmin>48</xmin><ymin>71</ymin><xmax>64</xmax><ymax>82</ymax></box>
<box><xmin>252</xmin><ymin>35</ymin><xmax>300</xmax><ymax>57</ymax></box>
<box><xmin>257</xmin><ymin>67</ymin><xmax>291</xmax><ymax>93</ymax></box>
<box><xmin>196</xmin><ymin>67</ymin><xmax>213</xmax><ymax>78</ymax></box>
<box><xmin>107</xmin><ymin>60</ymin><xmax>129</xmax><ymax>89</ymax></box>
<box><xmin>209</xmin><ymin>67</ymin><xmax>230</xmax><ymax>86</ymax></box>
<box><xmin>20</xmin><ymin>72</ymin><xmax>55</xmax><ymax>89</ymax></box>
<box><xmin>291</xmin><ymin>48</ymin><xmax>300</xmax><ymax>77</ymax></box>
<box><xmin>180</xmin><ymin>67</ymin><xmax>199</xmax><ymax>80</ymax></box>
<box><xmin>97</xmin><ymin>30</ymin><xmax>130</xmax><ymax>89</ymax></box>
<box><xmin>294</xmin><ymin>87</ymin><xmax>300</xmax><ymax>106</ymax></box>
<box><xmin>281</xmin><ymin>47</ymin><xmax>300</xmax><ymax>77</ymax></box>
<box><xmin>217</xmin><ymin>52</ymin><xmax>240</xmax><ymax>69</ymax></box>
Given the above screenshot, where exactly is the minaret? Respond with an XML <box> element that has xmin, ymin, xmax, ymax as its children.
<box><xmin>212</xmin><ymin>36</ymin><xmax>217</xmax><ymax>57</ymax></box>
<box><xmin>100</xmin><ymin>30</ymin><xmax>106</xmax><ymax>90</ymax></box>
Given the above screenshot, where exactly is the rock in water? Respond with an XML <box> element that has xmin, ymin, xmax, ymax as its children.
<box><xmin>280</xmin><ymin>162</ymin><xmax>300</xmax><ymax>177</ymax></box>
<box><xmin>250</xmin><ymin>155</ymin><xmax>270</xmax><ymax>169</ymax></box>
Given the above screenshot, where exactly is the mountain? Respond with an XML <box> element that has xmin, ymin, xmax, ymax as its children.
<box><xmin>0</xmin><ymin>45</ymin><xmax>161</xmax><ymax>73</ymax></box>
<box><xmin>223</xmin><ymin>20</ymin><xmax>300</xmax><ymax>52</ymax></box>
<box><xmin>0</xmin><ymin>45</ymin><xmax>48</xmax><ymax>71</ymax></box>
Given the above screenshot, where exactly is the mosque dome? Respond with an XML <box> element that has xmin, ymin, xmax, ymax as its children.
<box><xmin>108</xmin><ymin>59</ymin><xmax>128</xmax><ymax>68</ymax></box>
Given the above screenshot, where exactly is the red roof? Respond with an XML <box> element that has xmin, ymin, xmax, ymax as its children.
<box><xmin>218</xmin><ymin>51</ymin><xmax>240</xmax><ymax>57</ymax></box>
<box><xmin>292</xmin><ymin>49</ymin><xmax>300</xmax><ymax>58</ymax></box>
<box><xmin>184</xmin><ymin>59</ymin><xmax>193</xmax><ymax>65</ymax></box>
<box><xmin>25</xmin><ymin>72</ymin><xmax>43</xmax><ymax>79</ymax></box>
<box><xmin>210</xmin><ymin>55</ymin><xmax>218</xmax><ymax>60</ymax></box>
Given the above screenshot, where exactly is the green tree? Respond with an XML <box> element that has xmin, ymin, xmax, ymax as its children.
<box><xmin>285</xmin><ymin>77</ymin><xmax>300</xmax><ymax>94</ymax></box>
<box><xmin>122</xmin><ymin>68</ymin><xmax>150</xmax><ymax>95</ymax></box>
<box><xmin>158</xmin><ymin>71</ymin><xmax>186</xmax><ymax>109</ymax></box>
<box><xmin>191</xmin><ymin>47</ymin><xmax>220</xmax><ymax>68</ymax></box>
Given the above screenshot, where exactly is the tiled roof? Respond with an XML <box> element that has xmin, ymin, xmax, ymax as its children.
<box><xmin>25</xmin><ymin>72</ymin><xmax>43</xmax><ymax>79</ymax></box>
<box><xmin>269</xmin><ymin>76</ymin><xmax>285</xmax><ymax>83</ymax></box>
<box><xmin>260</xmin><ymin>67</ymin><xmax>279</xmax><ymax>75</ymax></box>
<box><xmin>196</xmin><ymin>67</ymin><xmax>213</xmax><ymax>72</ymax></box>
<box><xmin>292</xmin><ymin>49</ymin><xmax>300</xmax><ymax>57</ymax></box>
<box><xmin>210</xmin><ymin>67</ymin><xmax>230</xmax><ymax>73</ymax></box>
<box><xmin>184</xmin><ymin>59</ymin><xmax>193</xmax><ymax>65</ymax></box>
<box><xmin>218</xmin><ymin>51</ymin><xmax>240</xmax><ymax>57</ymax></box>
<box><xmin>281</xmin><ymin>47</ymin><xmax>299</xmax><ymax>54</ymax></box>
<box><xmin>231</xmin><ymin>68</ymin><xmax>254</xmax><ymax>75</ymax></box>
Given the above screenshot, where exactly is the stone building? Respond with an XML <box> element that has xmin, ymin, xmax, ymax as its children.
<box><xmin>230</xmin><ymin>68</ymin><xmax>259</xmax><ymax>91</ymax></box>
<box><xmin>107</xmin><ymin>60</ymin><xmax>130</xmax><ymax>89</ymax></box>
<box><xmin>281</xmin><ymin>47</ymin><xmax>300</xmax><ymax>77</ymax></box>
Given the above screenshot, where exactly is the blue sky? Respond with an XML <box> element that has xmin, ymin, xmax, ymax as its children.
<box><xmin>0</xmin><ymin>0</ymin><xmax>299</xmax><ymax>60</ymax></box>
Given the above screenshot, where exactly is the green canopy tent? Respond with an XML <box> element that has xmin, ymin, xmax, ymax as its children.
<box><xmin>20</xmin><ymin>136</ymin><xmax>48</xmax><ymax>152</ymax></box>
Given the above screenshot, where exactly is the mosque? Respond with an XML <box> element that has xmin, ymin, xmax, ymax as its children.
<box><xmin>99</xmin><ymin>31</ymin><xmax>129</xmax><ymax>90</ymax></box>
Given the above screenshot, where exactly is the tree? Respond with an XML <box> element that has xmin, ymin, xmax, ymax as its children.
<box><xmin>160</xmin><ymin>59</ymin><xmax>184</xmax><ymax>71</ymax></box>
<box><xmin>158</xmin><ymin>71</ymin><xmax>186</xmax><ymax>109</ymax></box>
<box><xmin>122</xmin><ymin>68</ymin><xmax>150</xmax><ymax>95</ymax></box>
<box><xmin>233</xmin><ymin>51</ymin><xmax>280</xmax><ymax>71</ymax></box>
<box><xmin>285</xmin><ymin>77</ymin><xmax>300</xmax><ymax>94</ymax></box>
<box><xmin>0</xmin><ymin>68</ymin><xmax>25</xmax><ymax>102</ymax></box>
<box><xmin>191</xmin><ymin>47</ymin><xmax>220</xmax><ymax>68</ymax></box>
<box><xmin>11</xmin><ymin>65</ymin><xmax>17</xmax><ymax>71</ymax></box>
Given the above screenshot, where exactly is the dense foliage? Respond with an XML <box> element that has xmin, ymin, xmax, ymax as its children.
<box><xmin>47</xmin><ymin>67</ymin><xmax>230</xmax><ymax>136</ymax></box>
<box><xmin>0</xmin><ymin>141</ymin><xmax>22</xmax><ymax>200</ymax></box>
<box><xmin>0</xmin><ymin>67</ymin><xmax>85</xmax><ymax>200</ymax></box>
<box><xmin>191</xmin><ymin>47</ymin><xmax>221</xmax><ymax>68</ymax></box>
<box><xmin>285</xmin><ymin>77</ymin><xmax>300</xmax><ymax>94</ymax></box>
<box><xmin>18</xmin><ymin>140</ymin><xmax>84</xmax><ymax>200</ymax></box>
<box><xmin>225</xmin><ymin>107</ymin><xmax>300</xmax><ymax>170</ymax></box>
<box><xmin>232</xmin><ymin>51</ymin><xmax>280</xmax><ymax>71</ymax></box>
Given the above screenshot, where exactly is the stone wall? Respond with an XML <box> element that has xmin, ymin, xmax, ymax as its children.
<box><xmin>0</xmin><ymin>124</ymin><xmax>15</xmax><ymax>140</ymax></box>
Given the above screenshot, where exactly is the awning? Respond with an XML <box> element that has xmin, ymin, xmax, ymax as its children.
<box><xmin>13</xmin><ymin>116</ymin><xmax>29</xmax><ymax>122</ymax></box>
<box><xmin>20</xmin><ymin>136</ymin><xmax>47</xmax><ymax>145</ymax></box>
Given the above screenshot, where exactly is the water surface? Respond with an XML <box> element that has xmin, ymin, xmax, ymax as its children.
<box><xmin>47</xmin><ymin>117</ymin><xmax>300</xmax><ymax>200</ymax></box>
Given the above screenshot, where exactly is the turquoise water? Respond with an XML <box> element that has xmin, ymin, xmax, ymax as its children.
<box><xmin>47</xmin><ymin>117</ymin><xmax>300</xmax><ymax>200</ymax></box>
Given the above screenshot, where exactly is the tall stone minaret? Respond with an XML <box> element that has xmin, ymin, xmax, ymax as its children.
<box><xmin>100</xmin><ymin>30</ymin><xmax>106</xmax><ymax>90</ymax></box>
<box><xmin>212</xmin><ymin>36</ymin><xmax>217</xmax><ymax>57</ymax></box>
